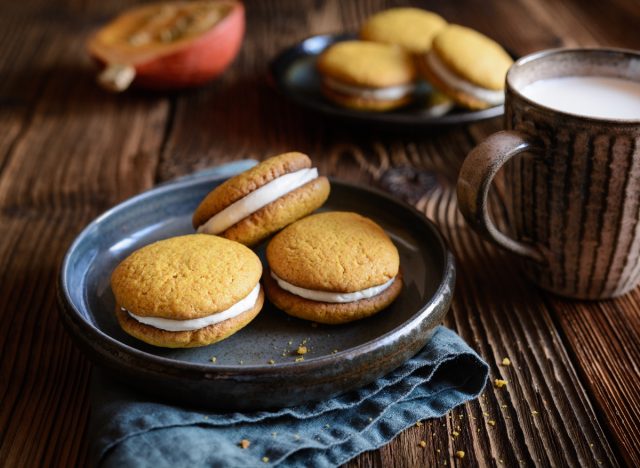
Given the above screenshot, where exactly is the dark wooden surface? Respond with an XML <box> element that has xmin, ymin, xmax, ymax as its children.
<box><xmin>1</xmin><ymin>0</ymin><xmax>640</xmax><ymax>466</ymax></box>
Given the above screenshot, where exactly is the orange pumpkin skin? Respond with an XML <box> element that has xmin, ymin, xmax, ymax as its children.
<box><xmin>134</xmin><ymin>2</ymin><xmax>244</xmax><ymax>89</ymax></box>
<box><xmin>89</xmin><ymin>1</ymin><xmax>245</xmax><ymax>91</ymax></box>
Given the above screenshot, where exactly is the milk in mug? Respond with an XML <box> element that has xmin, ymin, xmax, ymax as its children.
<box><xmin>520</xmin><ymin>76</ymin><xmax>640</xmax><ymax>120</ymax></box>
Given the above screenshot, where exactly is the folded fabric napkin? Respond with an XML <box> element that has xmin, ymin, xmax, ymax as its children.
<box><xmin>90</xmin><ymin>326</ymin><xmax>488</xmax><ymax>467</ymax></box>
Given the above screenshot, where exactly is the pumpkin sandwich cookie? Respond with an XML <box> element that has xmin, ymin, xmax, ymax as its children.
<box><xmin>317</xmin><ymin>40</ymin><xmax>416</xmax><ymax>111</ymax></box>
<box><xmin>419</xmin><ymin>24</ymin><xmax>513</xmax><ymax>110</ymax></box>
<box><xmin>264</xmin><ymin>211</ymin><xmax>402</xmax><ymax>324</ymax></box>
<box><xmin>193</xmin><ymin>152</ymin><xmax>330</xmax><ymax>246</ymax></box>
<box><xmin>111</xmin><ymin>234</ymin><xmax>264</xmax><ymax>348</ymax></box>
<box><xmin>360</xmin><ymin>7</ymin><xmax>447</xmax><ymax>55</ymax></box>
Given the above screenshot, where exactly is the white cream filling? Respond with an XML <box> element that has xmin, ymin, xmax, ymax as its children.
<box><xmin>271</xmin><ymin>272</ymin><xmax>396</xmax><ymax>303</ymax></box>
<box><xmin>426</xmin><ymin>51</ymin><xmax>504</xmax><ymax>105</ymax></box>
<box><xmin>198</xmin><ymin>168</ymin><xmax>318</xmax><ymax>235</ymax></box>
<box><xmin>125</xmin><ymin>283</ymin><xmax>261</xmax><ymax>332</ymax></box>
<box><xmin>323</xmin><ymin>77</ymin><xmax>415</xmax><ymax>101</ymax></box>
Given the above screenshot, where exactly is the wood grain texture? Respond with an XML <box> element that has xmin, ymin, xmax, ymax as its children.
<box><xmin>0</xmin><ymin>0</ymin><xmax>639</xmax><ymax>466</ymax></box>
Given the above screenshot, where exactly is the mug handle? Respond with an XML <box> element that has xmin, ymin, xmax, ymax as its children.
<box><xmin>457</xmin><ymin>130</ymin><xmax>546</xmax><ymax>264</ymax></box>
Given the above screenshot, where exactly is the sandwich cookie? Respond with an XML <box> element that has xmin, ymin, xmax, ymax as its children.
<box><xmin>419</xmin><ymin>24</ymin><xmax>513</xmax><ymax>110</ymax></box>
<box><xmin>360</xmin><ymin>7</ymin><xmax>447</xmax><ymax>55</ymax></box>
<box><xmin>264</xmin><ymin>212</ymin><xmax>402</xmax><ymax>324</ymax></box>
<box><xmin>193</xmin><ymin>152</ymin><xmax>330</xmax><ymax>246</ymax></box>
<box><xmin>111</xmin><ymin>234</ymin><xmax>264</xmax><ymax>348</ymax></box>
<box><xmin>317</xmin><ymin>41</ymin><xmax>416</xmax><ymax>111</ymax></box>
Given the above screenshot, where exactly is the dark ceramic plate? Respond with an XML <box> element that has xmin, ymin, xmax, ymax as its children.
<box><xmin>58</xmin><ymin>164</ymin><xmax>455</xmax><ymax>410</ymax></box>
<box><xmin>269</xmin><ymin>33</ymin><xmax>505</xmax><ymax>127</ymax></box>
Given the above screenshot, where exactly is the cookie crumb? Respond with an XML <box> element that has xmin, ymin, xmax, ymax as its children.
<box><xmin>297</xmin><ymin>346</ymin><xmax>308</xmax><ymax>355</ymax></box>
<box><xmin>419</xmin><ymin>440</ymin><xmax>427</xmax><ymax>448</ymax></box>
<box><xmin>452</xmin><ymin>431</ymin><xmax>459</xmax><ymax>437</ymax></box>
<box><xmin>262</xmin><ymin>456</ymin><xmax>269</xmax><ymax>463</ymax></box>
<box><xmin>268</xmin><ymin>359</ymin><xmax>275</xmax><ymax>365</ymax></box>
<box><xmin>488</xmin><ymin>420</ymin><xmax>496</xmax><ymax>426</ymax></box>
<box><xmin>502</xmin><ymin>357</ymin><xmax>511</xmax><ymax>366</ymax></box>
<box><xmin>494</xmin><ymin>379</ymin><xmax>507</xmax><ymax>388</ymax></box>
<box><xmin>437</xmin><ymin>449</ymin><xmax>440</xmax><ymax>453</ymax></box>
<box><xmin>210</xmin><ymin>356</ymin><xmax>217</xmax><ymax>363</ymax></box>
<box><xmin>416</xmin><ymin>421</ymin><xmax>423</xmax><ymax>427</ymax></box>
<box><xmin>456</xmin><ymin>451</ymin><xmax>465</xmax><ymax>459</ymax></box>
<box><xmin>531</xmin><ymin>410</ymin><xmax>539</xmax><ymax>416</ymax></box>
<box><xmin>295</xmin><ymin>356</ymin><xmax>304</xmax><ymax>362</ymax></box>
<box><xmin>332</xmin><ymin>349</ymin><xmax>338</xmax><ymax>354</ymax></box>
<box><xmin>240</xmin><ymin>439</ymin><xmax>250</xmax><ymax>449</ymax></box>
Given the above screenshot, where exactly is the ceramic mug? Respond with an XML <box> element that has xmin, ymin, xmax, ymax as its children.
<box><xmin>457</xmin><ymin>48</ymin><xmax>640</xmax><ymax>299</ymax></box>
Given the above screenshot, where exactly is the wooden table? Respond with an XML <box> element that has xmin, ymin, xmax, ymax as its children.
<box><xmin>1</xmin><ymin>0</ymin><xmax>639</xmax><ymax>466</ymax></box>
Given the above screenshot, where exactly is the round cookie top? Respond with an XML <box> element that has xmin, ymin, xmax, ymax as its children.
<box><xmin>432</xmin><ymin>24</ymin><xmax>513</xmax><ymax>90</ymax></box>
<box><xmin>360</xmin><ymin>8</ymin><xmax>447</xmax><ymax>54</ymax></box>
<box><xmin>266</xmin><ymin>211</ymin><xmax>400</xmax><ymax>293</ymax></box>
<box><xmin>111</xmin><ymin>234</ymin><xmax>262</xmax><ymax>319</ymax></box>
<box><xmin>192</xmin><ymin>152</ymin><xmax>312</xmax><ymax>228</ymax></box>
<box><xmin>317</xmin><ymin>41</ymin><xmax>416</xmax><ymax>88</ymax></box>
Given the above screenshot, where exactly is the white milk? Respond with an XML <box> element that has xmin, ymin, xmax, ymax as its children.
<box><xmin>520</xmin><ymin>76</ymin><xmax>640</xmax><ymax>120</ymax></box>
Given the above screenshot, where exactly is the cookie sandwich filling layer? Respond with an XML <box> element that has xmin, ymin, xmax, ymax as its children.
<box><xmin>425</xmin><ymin>51</ymin><xmax>504</xmax><ymax>105</ymax></box>
<box><xmin>271</xmin><ymin>272</ymin><xmax>396</xmax><ymax>303</ymax></box>
<box><xmin>198</xmin><ymin>168</ymin><xmax>319</xmax><ymax>235</ymax></box>
<box><xmin>124</xmin><ymin>283</ymin><xmax>261</xmax><ymax>332</ymax></box>
<box><xmin>323</xmin><ymin>77</ymin><xmax>415</xmax><ymax>102</ymax></box>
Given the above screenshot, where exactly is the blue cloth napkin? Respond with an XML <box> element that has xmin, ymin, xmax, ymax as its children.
<box><xmin>90</xmin><ymin>326</ymin><xmax>488</xmax><ymax>467</ymax></box>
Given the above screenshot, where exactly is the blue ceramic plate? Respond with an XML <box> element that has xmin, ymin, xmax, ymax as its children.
<box><xmin>58</xmin><ymin>163</ymin><xmax>455</xmax><ymax>410</ymax></box>
<box><xmin>269</xmin><ymin>33</ymin><xmax>505</xmax><ymax>127</ymax></box>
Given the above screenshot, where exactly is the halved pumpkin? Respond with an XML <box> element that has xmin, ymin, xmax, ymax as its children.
<box><xmin>88</xmin><ymin>1</ymin><xmax>245</xmax><ymax>91</ymax></box>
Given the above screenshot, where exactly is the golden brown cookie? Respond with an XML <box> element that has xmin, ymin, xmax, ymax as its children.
<box><xmin>263</xmin><ymin>270</ymin><xmax>402</xmax><ymax>324</ymax></box>
<box><xmin>360</xmin><ymin>8</ymin><xmax>447</xmax><ymax>55</ymax></box>
<box><xmin>320</xmin><ymin>84</ymin><xmax>413</xmax><ymax>112</ymax></box>
<box><xmin>116</xmin><ymin>291</ymin><xmax>264</xmax><ymax>348</ymax></box>
<box><xmin>193</xmin><ymin>152</ymin><xmax>330</xmax><ymax>246</ymax></box>
<box><xmin>111</xmin><ymin>234</ymin><xmax>263</xmax><ymax>347</ymax></box>
<box><xmin>316</xmin><ymin>41</ymin><xmax>416</xmax><ymax>112</ymax></box>
<box><xmin>418</xmin><ymin>24</ymin><xmax>512</xmax><ymax>110</ymax></box>
<box><xmin>264</xmin><ymin>212</ymin><xmax>402</xmax><ymax>324</ymax></box>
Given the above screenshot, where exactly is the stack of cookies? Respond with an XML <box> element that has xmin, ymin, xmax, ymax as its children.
<box><xmin>316</xmin><ymin>7</ymin><xmax>513</xmax><ymax>112</ymax></box>
<box><xmin>111</xmin><ymin>152</ymin><xmax>402</xmax><ymax>348</ymax></box>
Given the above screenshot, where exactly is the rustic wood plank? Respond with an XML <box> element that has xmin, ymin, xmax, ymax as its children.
<box><xmin>335</xmin><ymin>123</ymin><xmax>618</xmax><ymax>467</ymax></box>
<box><xmin>509</xmin><ymin>0</ymin><xmax>640</xmax><ymax>465</ymax></box>
<box><xmin>155</xmin><ymin>1</ymin><xmax>625</xmax><ymax>467</ymax></box>
<box><xmin>0</xmin><ymin>1</ymin><xmax>169</xmax><ymax>466</ymax></box>
<box><xmin>1</xmin><ymin>0</ymin><xmax>639</xmax><ymax>466</ymax></box>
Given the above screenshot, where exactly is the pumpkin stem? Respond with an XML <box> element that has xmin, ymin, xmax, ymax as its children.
<box><xmin>97</xmin><ymin>64</ymin><xmax>136</xmax><ymax>92</ymax></box>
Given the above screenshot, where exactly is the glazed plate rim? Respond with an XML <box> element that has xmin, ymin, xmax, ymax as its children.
<box><xmin>58</xmin><ymin>174</ymin><xmax>455</xmax><ymax>378</ymax></box>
